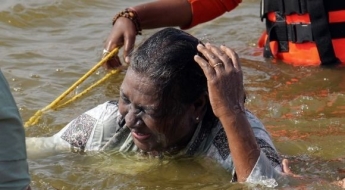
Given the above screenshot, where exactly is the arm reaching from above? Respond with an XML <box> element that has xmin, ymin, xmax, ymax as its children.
<box><xmin>103</xmin><ymin>0</ymin><xmax>241</xmax><ymax>68</ymax></box>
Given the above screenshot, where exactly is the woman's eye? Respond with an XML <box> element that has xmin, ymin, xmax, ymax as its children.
<box><xmin>120</xmin><ymin>95</ymin><xmax>130</xmax><ymax>104</ymax></box>
<box><xmin>145</xmin><ymin>109</ymin><xmax>162</xmax><ymax>118</ymax></box>
<box><xmin>140</xmin><ymin>108</ymin><xmax>146</xmax><ymax>114</ymax></box>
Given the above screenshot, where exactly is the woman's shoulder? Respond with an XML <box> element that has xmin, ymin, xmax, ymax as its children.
<box><xmin>84</xmin><ymin>100</ymin><xmax>119</xmax><ymax>118</ymax></box>
<box><xmin>54</xmin><ymin>100</ymin><xmax>122</xmax><ymax>151</ymax></box>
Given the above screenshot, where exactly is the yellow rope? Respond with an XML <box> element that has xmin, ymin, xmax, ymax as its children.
<box><xmin>56</xmin><ymin>69</ymin><xmax>120</xmax><ymax>109</ymax></box>
<box><xmin>24</xmin><ymin>47</ymin><xmax>120</xmax><ymax>127</ymax></box>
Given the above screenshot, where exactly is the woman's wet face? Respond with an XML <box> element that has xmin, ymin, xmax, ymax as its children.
<box><xmin>118</xmin><ymin>68</ymin><xmax>196</xmax><ymax>152</ymax></box>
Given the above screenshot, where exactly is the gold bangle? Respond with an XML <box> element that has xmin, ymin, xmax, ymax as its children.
<box><xmin>112</xmin><ymin>8</ymin><xmax>142</xmax><ymax>35</ymax></box>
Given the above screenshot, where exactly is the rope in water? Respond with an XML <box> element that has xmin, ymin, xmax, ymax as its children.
<box><xmin>24</xmin><ymin>47</ymin><xmax>120</xmax><ymax>127</ymax></box>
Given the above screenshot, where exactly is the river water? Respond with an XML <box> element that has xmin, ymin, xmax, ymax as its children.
<box><xmin>1</xmin><ymin>0</ymin><xmax>345</xmax><ymax>189</ymax></box>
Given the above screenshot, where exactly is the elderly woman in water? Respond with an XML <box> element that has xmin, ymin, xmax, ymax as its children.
<box><xmin>27</xmin><ymin>28</ymin><xmax>285</xmax><ymax>185</ymax></box>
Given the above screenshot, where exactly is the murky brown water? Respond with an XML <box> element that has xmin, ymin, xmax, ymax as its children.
<box><xmin>2</xmin><ymin>0</ymin><xmax>345</xmax><ymax>189</ymax></box>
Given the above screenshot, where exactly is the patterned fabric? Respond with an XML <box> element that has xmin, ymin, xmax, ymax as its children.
<box><xmin>61</xmin><ymin>113</ymin><xmax>96</xmax><ymax>150</ymax></box>
<box><xmin>212</xmin><ymin>128</ymin><xmax>230</xmax><ymax>160</ymax></box>
<box><xmin>185</xmin><ymin>120</ymin><xmax>213</xmax><ymax>156</ymax></box>
<box><xmin>256</xmin><ymin>137</ymin><xmax>281</xmax><ymax>168</ymax></box>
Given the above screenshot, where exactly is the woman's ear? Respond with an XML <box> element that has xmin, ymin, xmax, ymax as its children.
<box><xmin>192</xmin><ymin>92</ymin><xmax>208</xmax><ymax>123</ymax></box>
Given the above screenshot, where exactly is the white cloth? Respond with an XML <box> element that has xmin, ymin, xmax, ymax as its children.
<box><xmin>27</xmin><ymin>101</ymin><xmax>284</xmax><ymax>185</ymax></box>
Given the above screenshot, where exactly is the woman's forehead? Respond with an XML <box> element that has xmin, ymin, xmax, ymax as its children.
<box><xmin>123</xmin><ymin>69</ymin><xmax>154</xmax><ymax>88</ymax></box>
<box><xmin>121</xmin><ymin>69</ymin><xmax>161</xmax><ymax>100</ymax></box>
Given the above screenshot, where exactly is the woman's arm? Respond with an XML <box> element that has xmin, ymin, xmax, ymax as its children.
<box><xmin>194</xmin><ymin>43</ymin><xmax>264</xmax><ymax>182</ymax></box>
<box><xmin>26</xmin><ymin>101</ymin><xmax>121</xmax><ymax>156</ymax></box>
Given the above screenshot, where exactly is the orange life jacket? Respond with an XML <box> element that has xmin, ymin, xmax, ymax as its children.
<box><xmin>258</xmin><ymin>0</ymin><xmax>345</xmax><ymax>66</ymax></box>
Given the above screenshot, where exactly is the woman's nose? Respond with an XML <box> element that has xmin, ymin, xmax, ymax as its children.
<box><xmin>124</xmin><ymin>107</ymin><xmax>141</xmax><ymax>127</ymax></box>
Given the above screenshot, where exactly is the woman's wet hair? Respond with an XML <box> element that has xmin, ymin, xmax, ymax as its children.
<box><xmin>129</xmin><ymin>27</ymin><xmax>210</xmax><ymax>118</ymax></box>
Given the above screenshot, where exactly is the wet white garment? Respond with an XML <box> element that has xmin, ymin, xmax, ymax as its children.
<box><xmin>27</xmin><ymin>101</ymin><xmax>284</xmax><ymax>185</ymax></box>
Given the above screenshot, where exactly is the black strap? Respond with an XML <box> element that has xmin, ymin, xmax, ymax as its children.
<box><xmin>267</xmin><ymin>12</ymin><xmax>289</xmax><ymax>53</ymax></box>
<box><xmin>329</xmin><ymin>23</ymin><xmax>345</xmax><ymax>39</ymax></box>
<box><xmin>264</xmin><ymin>13</ymin><xmax>283</xmax><ymax>57</ymax></box>
<box><xmin>284</xmin><ymin>0</ymin><xmax>307</xmax><ymax>15</ymax></box>
<box><xmin>267</xmin><ymin>22</ymin><xmax>345</xmax><ymax>43</ymax></box>
<box><xmin>307</xmin><ymin>0</ymin><xmax>339</xmax><ymax>65</ymax></box>
<box><xmin>325</xmin><ymin>0</ymin><xmax>345</xmax><ymax>13</ymax></box>
<box><xmin>263</xmin><ymin>37</ymin><xmax>273</xmax><ymax>58</ymax></box>
<box><xmin>260</xmin><ymin>0</ymin><xmax>345</xmax><ymax>20</ymax></box>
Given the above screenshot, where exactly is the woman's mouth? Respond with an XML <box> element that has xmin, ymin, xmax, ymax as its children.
<box><xmin>131</xmin><ymin>131</ymin><xmax>151</xmax><ymax>141</ymax></box>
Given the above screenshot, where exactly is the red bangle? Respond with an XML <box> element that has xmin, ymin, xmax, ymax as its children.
<box><xmin>112</xmin><ymin>8</ymin><xmax>142</xmax><ymax>35</ymax></box>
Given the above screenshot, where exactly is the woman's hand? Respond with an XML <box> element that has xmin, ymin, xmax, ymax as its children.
<box><xmin>282</xmin><ymin>159</ymin><xmax>302</xmax><ymax>177</ymax></box>
<box><xmin>195</xmin><ymin>43</ymin><xmax>260</xmax><ymax>181</ymax></box>
<box><xmin>103</xmin><ymin>17</ymin><xmax>137</xmax><ymax>69</ymax></box>
<box><xmin>194</xmin><ymin>43</ymin><xmax>245</xmax><ymax>119</ymax></box>
<box><xmin>334</xmin><ymin>178</ymin><xmax>345</xmax><ymax>188</ymax></box>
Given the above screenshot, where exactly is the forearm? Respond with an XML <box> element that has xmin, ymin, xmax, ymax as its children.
<box><xmin>26</xmin><ymin>136</ymin><xmax>70</xmax><ymax>158</ymax></box>
<box><xmin>130</xmin><ymin>0</ymin><xmax>193</xmax><ymax>29</ymax></box>
<box><xmin>220</xmin><ymin>112</ymin><xmax>260</xmax><ymax>182</ymax></box>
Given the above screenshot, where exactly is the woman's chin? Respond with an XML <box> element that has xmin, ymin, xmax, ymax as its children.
<box><xmin>134</xmin><ymin>139</ymin><xmax>157</xmax><ymax>152</ymax></box>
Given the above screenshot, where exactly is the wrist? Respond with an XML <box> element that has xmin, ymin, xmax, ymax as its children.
<box><xmin>216</xmin><ymin>109</ymin><xmax>247</xmax><ymax>126</ymax></box>
<box><xmin>215</xmin><ymin>104</ymin><xmax>245</xmax><ymax>118</ymax></box>
<box><xmin>112</xmin><ymin>8</ymin><xmax>142</xmax><ymax>35</ymax></box>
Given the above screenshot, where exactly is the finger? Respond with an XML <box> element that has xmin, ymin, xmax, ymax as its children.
<box><xmin>106</xmin><ymin>56</ymin><xmax>122</xmax><ymax>69</ymax></box>
<box><xmin>198</xmin><ymin>43</ymin><xmax>219</xmax><ymax>64</ymax></box>
<box><xmin>198</xmin><ymin>43</ymin><xmax>224</xmax><ymax>69</ymax></box>
<box><xmin>123</xmin><ymin>34</ymin><xmax>136</xmax><ymax>63</ymax></box>
<box><xmin>221</xmin><ymin>45</ymin><xmax>241</xmax><ymax>71</ymax></box>
<box><xmin>195</xmin><ymin>44</ymin><xmax>216</xmax><ymax>76</ymax></box>
<box><xmin>104</xmin><ymin>29</ymin><xmax>123</xmax><ymax>55</ymax></box>
<box><xmin>206</xmin><ymin>43</ymin><xmax>228</xmax><ymax>69</ymax></box>
<box><xmin>101</xmin><ymin>49</ymin><xmax>114</xmax><ymax>70</ymax></box>
<box><xmin>282</xmin><ymin>159</ymin><xmax>303</xmax><ymax>178</ymax></box>
<box><xmin>282</xmin><ymin>159</ymin><xmax>292</xmax><ymax>174</ymax></box>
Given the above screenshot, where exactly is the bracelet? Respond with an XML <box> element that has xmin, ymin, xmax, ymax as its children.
<box><xmin>112</xmin><ymin>8</ymin><xmax>142</xmax><ymax>35</ymax></box>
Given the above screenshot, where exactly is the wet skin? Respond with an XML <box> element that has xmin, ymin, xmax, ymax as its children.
<box><xmin>118</xmin><ymin>68</ymin><xmax>198</xmax><ymax>153</ymax></box>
